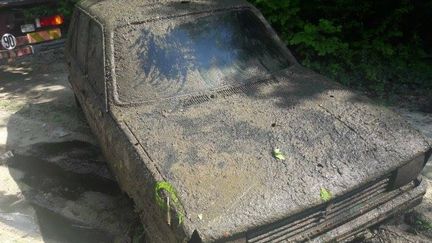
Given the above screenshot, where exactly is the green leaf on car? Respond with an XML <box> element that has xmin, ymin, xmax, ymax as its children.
<box><xmin>273</xmin><ymin>148</ymin><xmax>286</xmax><ymax>160</ymax></box>
<box><xmin>320</xmin><ymin>188</ymin><xmax>332</xmax><ymax>202</ymax></box>
<box><xmin>155</xmin><ymin>181</ymin><xmax>185</xmax><ymax>225</ymax></box>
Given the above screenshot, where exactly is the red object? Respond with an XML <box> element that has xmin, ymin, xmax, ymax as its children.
<box><xmin>38</xmin><ymin>15</ymin><xmax>64</xmax><ymax>27</ymax></box>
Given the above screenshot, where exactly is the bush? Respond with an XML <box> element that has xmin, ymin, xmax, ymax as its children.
<box><xmin>23</xmin><ymin>0</ymin><xmax>78</xmax><ymax>20</ymax></box>
<box><xmin>22</xmin><ymin>0</ymin><xmax>432</xmax><ymax>96</ymax></box>
<box><xmin>249</xmin><ymin>0</ymin><xmax>432</xmax><ymax>96</ymax></box>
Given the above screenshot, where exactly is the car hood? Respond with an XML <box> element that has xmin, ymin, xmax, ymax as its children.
<box><xmin>119</xmin><ymin>66</ymin><xmax>431</xmax><ymax>241</ymax></box>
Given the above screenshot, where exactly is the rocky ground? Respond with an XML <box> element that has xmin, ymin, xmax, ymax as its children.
<box><xmin>0</xmin><ymin>49</ymin><xmax>431</xmax><ymax>242</ymax></box>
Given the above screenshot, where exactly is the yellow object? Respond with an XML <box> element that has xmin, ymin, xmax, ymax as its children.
<box><xmin>27</xmin><ymin>28</ymin><xmax>61</xmax><ymax>44</ymax></box>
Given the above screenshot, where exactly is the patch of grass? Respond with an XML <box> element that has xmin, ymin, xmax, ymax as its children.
<box><xmin>405</xmin><ymin>211</ymin><xmax>432</xmax><ymax>234</ymax></box>
<box><xmin>0</xmin><ymin>100</ymin><xmax>26</xmax><ymax>112</ymax></box>
<box><xmin>414</xmin><ymin>218</ymin><xmax>432</xmax><ymax>232</ymax></box>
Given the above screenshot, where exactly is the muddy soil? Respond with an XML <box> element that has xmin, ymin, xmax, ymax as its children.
<box><xmin>0</xmin><ymin>48</ymin><xmax>431</xmax><ymax>242</ymax></box>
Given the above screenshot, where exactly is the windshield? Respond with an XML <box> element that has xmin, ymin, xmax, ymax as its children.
<box><xmin>114</xmin><ymin>10</ymin><xmax>292</xmax><ymax>103</ymax></box>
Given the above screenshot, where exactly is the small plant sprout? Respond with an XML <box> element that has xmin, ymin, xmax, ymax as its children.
<box><xmin>273</xmin><ymin>148</ymin><xmax>286</xmax><ymax>160</ymax></box>
<box><xmin>320</xmin><ymin>188</ymin><xmax>332</xmax><ymax>202</ymax></box>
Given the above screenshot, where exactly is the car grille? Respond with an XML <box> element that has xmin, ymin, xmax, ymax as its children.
<box><xmin>247</xmin><ymin>176</ymin><xmax>415</xmax><ymax>242</ymax></box>
<box><xmin>182</xmin><ymin>77</ymin><xmax>278</xmax><ymax>107</ymax></box>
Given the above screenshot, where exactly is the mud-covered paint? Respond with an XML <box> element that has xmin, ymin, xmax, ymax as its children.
<box><xmin>118</xmin><ymin>67</ymin><xmax>430</xmax><ymax>241</ymax></box>
<box><xmin>67</xmin><ymin>0</ymin><xmax>432</xmax><ymax>242</ymax></box>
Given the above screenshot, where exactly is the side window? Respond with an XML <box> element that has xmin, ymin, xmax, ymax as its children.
<box><xmin>87</xmin><ymin>20</ymin><xmax>105</xmax><ymax>99</ymax></box>
<box><xmin>66</xmin><ymin>10</ymin><xmax>79</xmax><ymax>56</ymax></box>
<box><xmin>76</xmin><ymin>13</ymin><xmax>90</xmax><ymax>73</ymax></box>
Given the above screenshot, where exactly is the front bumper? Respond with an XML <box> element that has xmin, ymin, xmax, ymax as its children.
<box><xmin>247</xmin><ymin>177</ymin><xmax>426</xmax><ymax>242</ymax></box>
<box><xmin>311</xmin><ymin>178</ymin><xmax>427</xmax><ymax>242</ymax></box>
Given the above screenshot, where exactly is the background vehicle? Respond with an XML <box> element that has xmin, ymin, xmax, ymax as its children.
<box><xmin>66</xmin><ymin>0</ymin><xmax>432</xmax><ymax>242</ymax></box>
<box><xmin>0</xmin><ymin>0</ymin><xmax>65</xmax><ymax>61</ymax></box>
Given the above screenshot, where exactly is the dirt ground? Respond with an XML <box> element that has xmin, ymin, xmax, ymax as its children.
<box><xmin>0</xmin><ymin>49</ymin><xmax>140</xmax><ymax>243</ymax></box>
<box><xmin>0</xmin><ymin>49</ymin><xmax>431</xmax><ymax>242</ymax></box>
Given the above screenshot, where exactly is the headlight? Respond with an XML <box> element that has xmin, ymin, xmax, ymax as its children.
<box><xmin>390</xmin><ymin>154</ymin><xmax>427</xmax><ymax>190</ymax></box>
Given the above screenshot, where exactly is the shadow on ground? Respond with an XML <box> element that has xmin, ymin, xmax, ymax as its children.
<box><xmin>0</xmin><ymin>53</ymin><xmax>141</xmax><ymax>243</ymax></box>
<box><xmin>3</xmin><ymin>140</ymin><xmax>134</xmax><ymax>242</ymax></box>
<box><xmin>3</xmin><ymin>104</ymin><xmax>141</xmax><ymax>243</ymax></box>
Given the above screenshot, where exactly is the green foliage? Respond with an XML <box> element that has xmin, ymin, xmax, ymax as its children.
<box><xmin>249</xmin><ymin>0</ymin><xmax>432</xmax><ymax>96</ymax></box>
<box><xmin>407</xmin><ymin>212</ymin><xmax>432</xmax><ymax>232</ymax></box>
<box><xmin>250</xmin><ymin>0</ymin><xmax>300</xmax><ymax>41</ymax></box>
<box><xmin>290</xmin><ymin>19</ymin><xmax>348</xmax><ymax>57</ymax></box>
<box><xmin>154</xmin><ymin>181</ymin><xmax>185</xmax><ymax>225</ymax></box>
<box><xmin>414</xmin><ymin>218</ymin><xmax>432</xmax><ymax>232</ymax></box>
<box><xmin>21</xmin><ymin>0</ymin><xmax>432</xmax><ymax>96</ymax></box>
<box><xmin>23</xmin><ymin>0</ymin><xmax>79</xmax><ymax>20</ymax></box>
<box><xmin>57</xmin><ymin>0</ymin><xmax>80</xmax><ymax>17</ymax></box>
<box><xmin>320</xmin><ymin>188</ymin><xmax>332</xmax><ymax>202</ymax></box>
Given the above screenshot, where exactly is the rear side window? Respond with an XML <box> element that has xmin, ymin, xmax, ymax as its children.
<box><xmin>66</xmin><ymin>11</ymin><xmax>79</xmax><ymax>56</ymax></box>
<box><xmin>87</xmin><ymin>21</ymin><xmax>105</xmax><ymax>99</ymax></box>
<box><xmin>76</xmin><ymin>13</ymin><xmax>90</xmax><ymax>73</ymax></box>
<box><xmin>66</xmin><ymin>10</ymin><xmax>79</xmax><ymax>56</ymax></box>
<box><xmin>68</xmin><ymin>9</ymin><xmax>106</xmax><ymax>108</ymax></box>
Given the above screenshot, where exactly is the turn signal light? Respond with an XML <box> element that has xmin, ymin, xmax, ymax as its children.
<box><xmin>36</xmin><ymin>15</ymin><xmax>64</xmax><ymax>28</ymax></box>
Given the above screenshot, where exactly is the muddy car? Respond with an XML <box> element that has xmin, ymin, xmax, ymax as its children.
<box><xmin>65</xmin><ymin>0</ymin><xmax>432</xmax><ymax>242</ymax></box>
<box><xmin>0</xmin><ymin>0</ymin><xmax>65</xmax><ymax>61</ymax></box>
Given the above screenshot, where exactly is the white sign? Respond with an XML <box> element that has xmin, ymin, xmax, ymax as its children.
<box><xmin>1</xmin><ymin>33</ymin><xmax>17</xmax><ymax>50</ymax></box>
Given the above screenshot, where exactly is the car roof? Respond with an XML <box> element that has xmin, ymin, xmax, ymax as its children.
<box><xmin>78</xmin><ymin>0</ymin><xmax>253</xmax><ymax>30</ymax></box>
